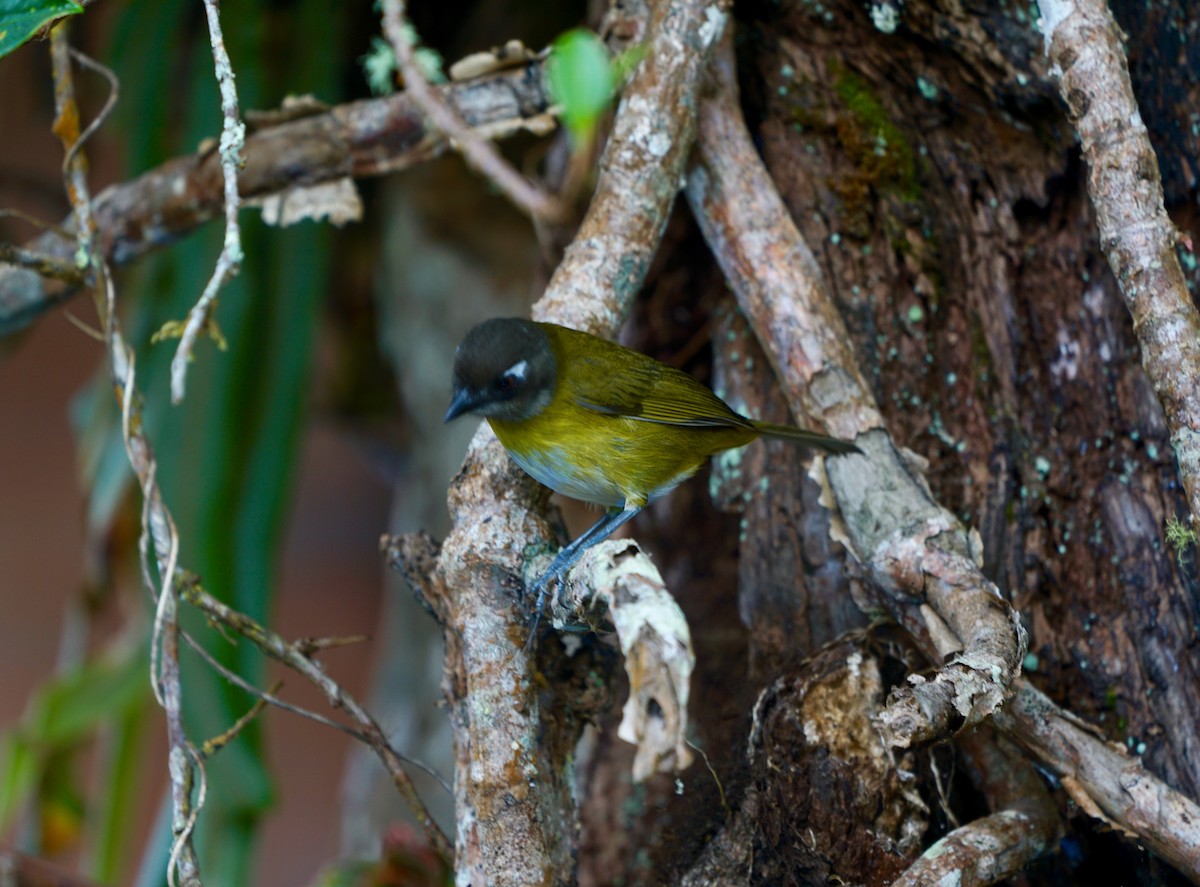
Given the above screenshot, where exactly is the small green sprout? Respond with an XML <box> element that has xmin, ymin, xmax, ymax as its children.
<box><xmin>1165</xmin><ymin>514</ymin><xmax>1197</xmax><ymax>569</ymax></box>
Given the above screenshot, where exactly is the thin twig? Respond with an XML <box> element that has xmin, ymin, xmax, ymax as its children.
<box><xmin>49</xmin><ymin>22</ymin><xmax>203</xmax><ymax>885</ymax></box>
<box><xmin>178</xmin><ymin>576</ymin><xmax>452</xmax><ymax>855</ymax></box>
<box><xmin>295</xmin><ymin>634</ymin><xmax>369</xmax><ymax>655</ymax></box>
<box><xmin>181</xmin><ymin>629</ymin><xmax>451</xmax><ymax>794</ymax></box>
<box><xmin>199</xmin><ymin>684</ymin><xmax>275</xmax><ymax>759</ymax></box>
<box><xmin>0</xmin><ymin>207</ymin><xmax>75</xmax><ymax>239</ymax></box>
<box><xmin>0</xmin><ymin>243</ymin><xmax>87</xmax><ymax>286</ymax></box>
<box><xmin>0</xmin><ymin>210</ymin><xmax>85</xmax><ymax>285</ymax></box>
<box><xmin>169</xmin><ymin>0</ymin><xmax>246</xmax><ymax>404</ymax></box>
<box><xmin>50</xmin><ymin>27</ymin><xmax>94</xmax><ymax>264</ymax></box>
<box><xmin>379</xmin><ymin>0</ymin><xmax>565</xmax><ymax>222</ymax></box>
<box><xmin>64</xmin><ymin>49</ymin><xmax>120</xmax><ymax>179</ymax></box>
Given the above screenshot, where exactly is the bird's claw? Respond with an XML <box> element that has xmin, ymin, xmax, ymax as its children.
<box><xmin>524</xmin><ymin>556</ymin><xmax>592</xmax><ymax>650</ymax></box>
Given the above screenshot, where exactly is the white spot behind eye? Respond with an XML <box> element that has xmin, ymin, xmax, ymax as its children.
<box><xmin>505</xmin><ymin>360</ymin><xmax>529</xmax><ymax>381</ymax></box>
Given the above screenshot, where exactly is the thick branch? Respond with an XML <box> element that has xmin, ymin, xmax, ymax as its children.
<box><xmin>0</xmin><ymin>62</ymin><xmax>555</xmax><ymax>336</ymax></box>
<box><xmin>685</xmin><ymin>33</ymin><xmax>1025</xmax><ymax>747</ymax></box>
<box><xmin>1038</xmin><ymin>0</ymin><xmax>1200</xmax><ymax>529</ymax></box>
<box><xmin>995</xmin><ymin>680</ymin><xmax>1200</xmax><ymax>881</ymax></box>
<box><xmin>432</xmin><ymin>0</ymin><xmax>730</xmax><ymax>882</ymax></box>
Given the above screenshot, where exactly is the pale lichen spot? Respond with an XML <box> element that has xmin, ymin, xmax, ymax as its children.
<box><xmin>869</xmin><ymin>1</ymin><xmax>900</xmax><ymax>33</ymax></box>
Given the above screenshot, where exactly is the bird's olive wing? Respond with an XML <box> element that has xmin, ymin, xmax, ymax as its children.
<box><xmin>572</xmin><ymin>357</ymin><xmax>753</xmax><ymax>429</ymax></box>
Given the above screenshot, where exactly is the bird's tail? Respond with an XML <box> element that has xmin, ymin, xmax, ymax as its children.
<box><xmin>752</xmin><ymin>421</ymin><xmax>861</xmax><ymax>455</ymax></box>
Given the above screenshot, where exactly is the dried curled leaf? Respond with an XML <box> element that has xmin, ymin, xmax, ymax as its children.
<box><xmin>558</xmin><ymin>539</ymin><xmax>694</xmax><ymax>779</ymax></box>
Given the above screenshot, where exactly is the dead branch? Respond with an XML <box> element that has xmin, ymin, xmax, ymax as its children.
<box><xmin>177</xmin><ymin>575</ymin><xmax>452</xmax><ymax>858</ymax></box>
<box><xmin>555</xmin><ymin>539</ymin><xmax>695</xmax><ymax>779</ymax></box>
<box><xmin>0</xmin><ymin>62</ymin><xmax>556</xmax><ymax>336</ymax></box>
<box><xmin>430</xmin><ymin>0</ymin><xmax>730</xmax><ymax>881</ymax></box>
<box><xmin>686</xmin><ymin>29</ymin><xmax>1025</xmax><ymax>747</ymax></box>
<box><xmin>1037</xmin><ymin>0</ymin><xmax>1200</xmax><ymax>532</ymax></box>
<box><xmin>892</xmin><ymin>728</ymin><xmax>1060</xmax><ymax>886</ymax></box>
<box><xmin>994</xmin><ymin>679</ymin><xmax>1200</xmax><ymax>882</ymax></box>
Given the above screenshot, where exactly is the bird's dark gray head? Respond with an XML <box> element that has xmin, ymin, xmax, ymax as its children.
<box><xmin>444</xmin><ymin>318</ymin><xmax>557</xmax><ymax>423</ymax></box>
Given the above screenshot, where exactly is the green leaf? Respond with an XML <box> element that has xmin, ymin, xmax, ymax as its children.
<box><xmin>548</xmin><ymin>28</ymin><xmax>614</xmax><ymax>144</ymax></box>
<box><xmin>0</xmin><ymin>733</ymin><xmax>37</xmax><ymax>831</ymax></box>
<box><xmin>0</xmin><ymin>642</ymin><xmax>148</xmax><ymax>836</ymax></box>
<box><xmin>362</xmin><ymin>35</ymin><xmax>397</xmax><ymax>95</ymax></box>
<box><xmin>86</xmin><ymin>697</ymin><xmax>152</xmax><ymax>884</ymax></box>
<box><xmin>0</xmin><ymin>0</ymin><xmax>82</xmax><ymax>59</ymax></box>
<box><xmin>24</xmin><ymin>645</ymin><xmax>149</xmax><ymax>746</ymax></box>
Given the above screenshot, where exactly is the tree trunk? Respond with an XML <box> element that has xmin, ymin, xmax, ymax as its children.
<box><xmin>564</xmin><ymin>0</ymin><xmax>1200</xmax><ymax>883</ymax></box>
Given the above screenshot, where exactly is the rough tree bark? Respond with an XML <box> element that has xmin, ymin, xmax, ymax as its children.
<box><xmin>565</xmin><ymin>0</ymin><xmax>1200</xmax><ymax>883</ymax></box>
<box><xmin>358</xmin><ymin>0</ymin><xmax>1200</xmax><ymax>881</ymax></box>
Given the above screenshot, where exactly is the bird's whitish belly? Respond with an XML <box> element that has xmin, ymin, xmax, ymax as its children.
<box><xmin>507</xmin><ymin>444</ymin><xmax>629</xmax><ymax>508</ymax></box>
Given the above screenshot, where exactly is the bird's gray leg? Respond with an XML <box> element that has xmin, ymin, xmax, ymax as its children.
<box><xmin>529</xmin><ymin>505</ymin><xmax>644</xmax><ymax>627</ymax></box>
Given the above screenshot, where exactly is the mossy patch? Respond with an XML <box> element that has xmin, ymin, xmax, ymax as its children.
<box><xmin>828</xmin><ymin>62</ymin><xmax>920</xmax><ymax>235</ymax></box>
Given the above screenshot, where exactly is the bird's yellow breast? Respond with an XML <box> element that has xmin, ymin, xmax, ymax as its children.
<box><xmin>488</xmin><ymin>327</ymin><xmax>755</xmax><ymax>509</ymax></box>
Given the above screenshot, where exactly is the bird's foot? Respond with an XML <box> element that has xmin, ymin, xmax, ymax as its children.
<box><xmin>524</xmin><ymin>553</ymin><xmax>591</xmax><ymax>650</ymax></box>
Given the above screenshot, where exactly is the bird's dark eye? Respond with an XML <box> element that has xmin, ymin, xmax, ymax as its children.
<box><xmin>496</xmin><ymin>374</ymin><xmax>517</xmax><ymax>393</ymax></box>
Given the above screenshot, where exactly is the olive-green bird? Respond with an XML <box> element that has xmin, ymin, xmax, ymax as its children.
<box><xmin>445</xmin><ymin>317</ymin><xmax>860</xmax><ymax>602</ymax></box>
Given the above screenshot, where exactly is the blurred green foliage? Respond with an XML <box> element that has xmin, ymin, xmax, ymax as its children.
<box><xmin>101</xmin><ymin>0</ymin><xmax>344</xmax><ymax>881</ymax></box>
<box><xmin>0</xmin><ymin>1</ymin><xmax>345</xmax><ymax>883</ymax></box>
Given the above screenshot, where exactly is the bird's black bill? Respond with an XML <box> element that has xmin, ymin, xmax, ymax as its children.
<box><xmin>444</xmin><ymin>387</ymin><xmax>481</xmax><ymax>423</ymax></box>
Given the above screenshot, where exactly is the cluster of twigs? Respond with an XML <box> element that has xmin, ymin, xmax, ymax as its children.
<box><xmin>35</xmin><ymin>11</ymin><xmax>455</xmax><ymax>885</ymax></box>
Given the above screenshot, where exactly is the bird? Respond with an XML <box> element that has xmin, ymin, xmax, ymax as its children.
<box><xmin>444</xmin><ymin>317</ymin><xmax>860</xmax><ymax>611</ymax></box>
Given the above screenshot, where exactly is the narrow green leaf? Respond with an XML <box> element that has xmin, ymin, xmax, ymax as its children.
<box><xmin>548</xmin><ymin>29</ymin><xmax>614</xmax><ymax>144</ymax></box>
<box><xmin>0</xmin><ymin>733</ymin><xmax>37</xmax><ymax>832</ymax></box>
<box><xmin>26</xmin><ymin>645</ymin><xmax>149</xmax><ymax>746</ymax></box>
<box><xmin>0</xmin><ymin>644</ymin><xmax>148</xmax><ymax>840</ymax></box>
<box><xmin>87</xmin><ymin>696</ymin><xmax>152</xmax><ymax>884</ymax></box>
<box><xmin>0</xmin><ymin>0</ymin><xmax>82</xmax><ymax>59</ymax></box>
